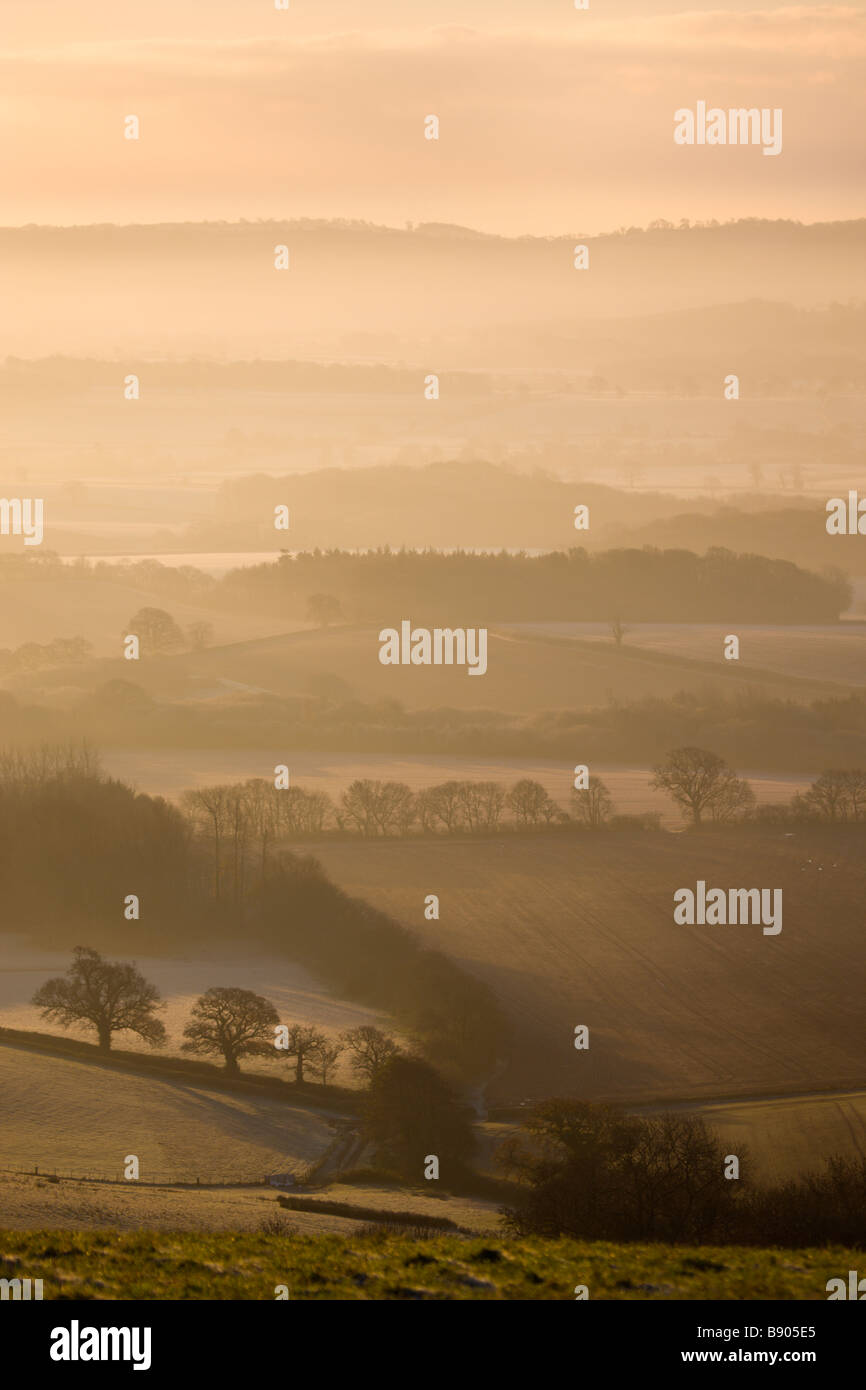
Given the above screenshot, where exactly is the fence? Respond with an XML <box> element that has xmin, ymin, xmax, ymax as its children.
<box><xmin>1</xmin><ymin>1164</ymin><xmax>279</xmax><ymax>1189</ymax></box>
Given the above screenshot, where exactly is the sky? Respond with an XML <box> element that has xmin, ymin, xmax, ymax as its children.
<box><xmin>1</xmin><ymin>2</ymin><xmax>863</xmax><ymax>233</ymax></box>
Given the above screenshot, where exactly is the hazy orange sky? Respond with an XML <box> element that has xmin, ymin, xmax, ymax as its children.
<box><xmin>2</xmin><ymin>2</ymin><xmax>863</xmax><ymax>233</ymax></box>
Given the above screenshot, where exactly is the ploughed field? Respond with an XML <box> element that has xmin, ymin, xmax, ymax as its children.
<box><xmin>310</xmin><ymin>828</ymin><xmax>866</xmax><ymax>1109</ymax></box>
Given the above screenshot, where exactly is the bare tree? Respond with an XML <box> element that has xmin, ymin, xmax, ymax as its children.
<box><xmin>182</xmin><ymin>987</ymin><xmax>279</xmax><ymax>1073</ymax></box>
<box><xmin>280</xmin><ymin>1024</ymin><xmax>327</xmax><ymax>1085</ymax></box>
<box><xmin>708</xmin><ymin>777</ymin><xmax>756</xmax><ymax>823</ymax></box>
<box><xmin>506</xmin><ymin>778</ymin><xmax>561</xmax><ymax>827</ymax></box>
<box><xmin>458</xmin><ymin>780</ymin><xmax>506</xmax><ymax>832</ymax></box>
<box><xmin>223</xmin><ymin>783</ymin><xmax>252</xmax><ymax>901</ymax></box>
<box><xmin>340</xmin><ymin>780</ymin><xmax>415</xmax><ymax>837</ymax></box>
<box><xmin>417</xmin><ymin>781</ymin><xmax>466</xmax><ymax>833</ymax></box>
<box><xmin>32</xmin><ymin>947</ymin><xmax>166</xmax><ymax>1054</ymax></box>
<box><xmin>181</xmin><ymin>784</ymin><xmax>230</xmax><ymax>897</ymax></box>
<box><xmin>651</xmin><ymin>748</ymin><xmax>749</xmax><ymax>828</ymax></box>
<box><xmin>311</xmin><ymin>1037</ymin><xmax>344</xmax><ymax>1086</ymax></box>
<box><xmin>571</xmin><ymin>778</ymin><xmax>614</xmax><ymax>828</ymax></box>
<box><xmin>244</xmin><ymin>777</ymin><xmax>280</xmax><ymax>875</ymax></box>
<box><xmin>0</xmin><ymin>740</ymin><xmax>102</xmax><ymax>791</ymax></box>
<box><xmin>277</xmin><ymin>786</ymin><xmax>334</xmax><ymax>837</ymax></box>
<box><xmin>842</xmin><ymin>769</ymin><xmax>866</xmax><ymax>821</ymax></box>
<box><xmin>802</xmin><ymin>769</ymin><xmax>855</xmax><ymax>823</ymax></box>
<box><xmin>341</xmin><ymin>1025</ymin><xmax>400</xmax><ymax>1084</ymax></box>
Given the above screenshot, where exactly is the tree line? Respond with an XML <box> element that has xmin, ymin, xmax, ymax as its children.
<box><xmin>3</xmin><ymin>743</ymin><xmax>507</xmax><ymax>1082</ymax></box>
<box><xmin>178</xmin><ymin>755</ymin><xmax>866</xmax><ymax>891</ymax></box>
<box><xmin>653</xmin><ymin>747</ymin><xmax>866</xmax><ymax>827</ymax></box>
<box><xmin>6</xmin><ymin>676</ymin><xmax>866</xmax><ymax>774</ymax></box>
<box><xmin>179</xmin><ymin>775</ymin><xmax>631</xmax><ymax>893</ymax></box>
<box><xmin>2</xmin><ymin>544</ymin><xmax>846</xmax><ymax>623</ymax></box>
<box><xmin>31</xmin><ymin>946</ymin><xmax>399</xmax><ymax>1085</ymax></box>
<box><xmin>217</xmin><ymin>546</ymin><xmax>849</xmax><ymax>624</ymax></box>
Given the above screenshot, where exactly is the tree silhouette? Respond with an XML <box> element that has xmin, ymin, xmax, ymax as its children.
<box><xmin>32</xmin><ymin>947</ymin><xmax>166</xmax><ymax>1054</ymax></box>
<box><xmin>506</xmin><ymin>778</ymin><xmax>560</xmax><ymax>827</ymax></box>
<box><xmin>312</xmin><ymin>1037</ymin><xmax>344</xmax><ymax>1085</ymax></box>
<box><xmin>279</xmin><ymin>1023</ymin><xmax>327</xmax><ymax>1084</ymax></box>
<box><xmin>341</xmin><ymin>1024</ymin><xmax>400</xmax><ymax>1084</ymax></box>
<box><xmin>363</xmin><ymin>1055</ymin><xmax>475</xmax><ymax>1177</ymax></box>
<box><xmin>651</xmin><ymin>747</ymin><xmax>751</xmax><ymax>827</ymax></box>
<box><xmin>306</xmin><ymin>593</ymin><xmax>343</xmax><ymax>628</ymax></box>
<box><xmin>182</xmin><ymin>987</ymin><xmax>279</xmax><ymax>1073</ymax></box>
<box><xmin>126</xmin><ymin>607</ymin><xmax>185</xmax><ymax>655</ymax></box>
<box><xmin>571</xmin><ymin>777</ymin><xmax>613</xmax><ymax>828</ymax></box>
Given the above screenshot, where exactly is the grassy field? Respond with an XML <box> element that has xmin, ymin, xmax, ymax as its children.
<box><xmin>310</xmin><ymin>829</ymin><xmax>866</xmax><ymax>1123</ymax></box>
<box><xmin>0</xmin><ymin>1174</ymin><xmax>349</xmax><ymax>1235</ymax></box>
<box><xmin>12</xmin><ymin>621</ymin><xmax>848</xmax><ymax>710</ymax></box>
<box><xmin>0</xmin><ymin>1226</ymin><xmax>859</xmax><ymax>1299</ymax></box>
<box><xmin>503</xmin><ymin>621</ymin><xmax>866</xmax><ymax>687</ymax></box>
<box><xmin>0</xmin><ymin>1046</ymin><xmax>335</xmax><ymax>1180</ymax></box>
<box><xmin>0</xmin><ymin>1171</ymin><xmax>503</xmax><ymax>1237</ymax></box>
<box><xmin>280</xmin><ymin>1182</ymin><xmax>503</xmax><ymax>1235</ymax></box>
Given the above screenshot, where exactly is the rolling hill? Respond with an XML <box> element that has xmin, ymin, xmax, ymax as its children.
<box><xmin>7</xmin><ymin>622</ymin><xmax>852</xmax><ymax>713</ymax></box>
<box><xmin>309</xmin><ymin>827</ymin><xmax>866</xmax><ymax>1114</ymax></box>
<box><xmin>0</xmin><ymin>1046</ymin><xmax>335</xmax><ymax>1181</ymax></box>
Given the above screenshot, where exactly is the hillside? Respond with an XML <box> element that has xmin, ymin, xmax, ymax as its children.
<box><xmin>0</xmin><ymin>1046</ymin><xmax>335</xmax><ymax>1180</ymax></box>
<box><xmin>502</xmin><ymin>621</ymin><xmax>866</xmax><ymax>687</ymax></box>
<box><xmin>0</xmin><ymin>938</ymin><xmax>398</xmax><ymax>1083</ymax></box>
<box><xmin>0</xmin><ymin>1226</ymin><xmax>857</xmax><ymax>1300</ymax></box>
<box><xmin>2</xmin><ymin>220</ymin><xmax>863</xmax><ymax>360</ymax></box>
<box><xmin>9</xmin><ymin>623</ymin><xmax>850</xmax><ymax>715</ymax></box>
<box><xmin>310</xmin><ymin>829</ymin><xmax>866</xmax><ymax>1109</ymax></box>
<box><xmin>0</xmin><ymin>573</ymin><xmax>285</xmax><ymax>656</ymax></box>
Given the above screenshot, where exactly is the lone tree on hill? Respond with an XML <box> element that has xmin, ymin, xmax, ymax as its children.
<box><xmin>182</xmin><ymin>986</ymin><xmax>279</xmax><ymax>1073</ymax></box>
<box><xmin>31</xmin><ymin>946</ymin><xmax>166</xmax><ymax>1054</ymax></box>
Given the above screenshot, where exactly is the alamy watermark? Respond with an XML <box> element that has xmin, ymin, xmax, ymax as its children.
<box><xmin>378</xmin><ymin>621</ymin><xmax>487</xmax><ymax>676</ymax></box>
<box><xmin>1</xmin><ymin>1276</ymin><xmax>43</xmax><ymax>1300</ymax></box>
<box><xmin>674</xmin><ymin>103</ymin><xmax>782</xmax><ymax>156</ymax></box>
<box><xmin>0</xmin><ymin>498</ymin><xmax>43</xmax><ymax>546</ymax></box>
<box><xmin>50</xmin><ymin>1321</ymin><xmax>151</xmax><ymax>1370</ymax></box>
<box><xmin>674</xmin><ymin>881</ymin><xmax>782</xmax><ymax>935</ymax></box>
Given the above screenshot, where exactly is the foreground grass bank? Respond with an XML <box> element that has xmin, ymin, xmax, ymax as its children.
<box><xmin>1</xmin><ymin>1230</ymin><xmax>860</xmax><ymax>1300</ymax></box>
